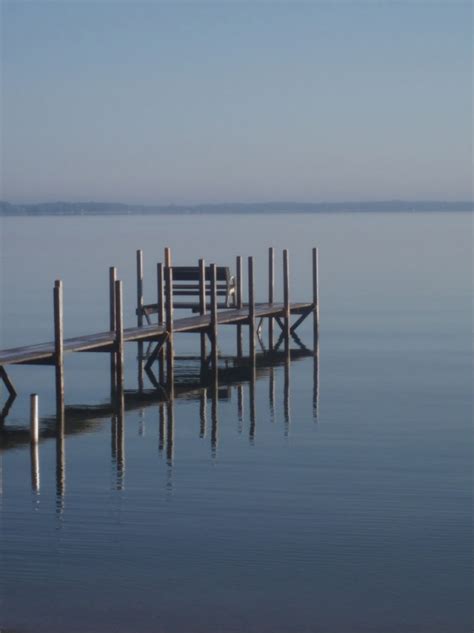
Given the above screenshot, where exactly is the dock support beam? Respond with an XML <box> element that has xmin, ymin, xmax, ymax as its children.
<box><xmin>236</xmin><ymin>255</ymin><xmax>243</xmax><ymax>357</ymax></box>
<box><xmin>109</xmin><ymin>267</ymin><xmax>117</xmax><ymax>396</ymax></box>
<box><xmin>283</xmin><ymin>250</ymin><xmax>290</xmax><ymax>355</ymax></box>
<box><xmin>199</xmin><ymin>258</ymin><xmax>207</xmax><ymax>361</ymax></box>
<box><xmin>210</xmin><ymin>263</ymin><xmax>218</xmax><ymax>371</ymax></box>
<box><xmin>54</xmin><ymin>280</ymin><xmax>65</xmax><ymax>421</ymax></box>
<box><xmin>114</xmin><ymin>280</ymin><xmax>124</xmax><ymax>396</ymax></box>
<box><xmin>248</xmin><ymin>256</ymin><xmax>256</xmax><ymax>360</ymax></box>
<box><xmin>312</xmin><ymin>247</ymin><xmax>319</xmax><ymax>348</ymax></box>
<box><xmin>164</xmin><ymin>247</ymin><xmax>174</xmax><ymax>393</ymax></box>
<box><xmin>268</xmin><ymin>246</ymin><xmax>274</xmax><ymax>351</ymax></box>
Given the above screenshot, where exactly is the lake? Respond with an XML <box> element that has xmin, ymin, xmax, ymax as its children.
<box><xmin>0</xmin><ymin>212</ymin><xmax>472</xmax><ymax>633</ymax></box>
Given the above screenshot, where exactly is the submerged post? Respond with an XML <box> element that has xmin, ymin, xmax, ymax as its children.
<box><xmin>248</xmin><ymin>256</ymin><xmax>256</xmax><ymax>359</ymax></box>
<box><xmin>283</xmin><ymin>250</ymin><xmax>290</xmax><ymax>354</ymax></box>
<box><xmin>268</xmin><ymin>246</ymin><xmax>274</xmax><ymax>350</ymax></box>
<box><xmin>114</xmin><ymin>279</ymin><xmax>124</xmax><ymax>395</ymax></box>
<box><xmin>136</xmin><ymin>249</ymin><xmax>144</xmax><ymax>327</ymax></box>
<box><xmin>236</xmin><ymin>255</ymin><xmax>243</xmax><ymax>357</ymax></box>
<box><xmin>30</xmin><ymin>393</ymin><xmax>39</xmax><ymax>444</ymax></box>
<box><xmin>312</xmin><ymin>247</ymin><xmax>319</xmax><ymax>347</ymax></box>
<box><xmin>210</xmin><ymin>263</ymin><xmax>218</xmax><ymax>371</ymax></box>
<box><xmin>54</xmin><ymin>280</ymin><xmax>64</xmax><ymax>420</ymax></box>
<box><xmin>109</xmin><ymin>266</ymin><xmax>117</xmax><ymax>396</ymax></box>
<box><xmin>199</xmin><ymin>258</ymin><xmax>207</xmax><ymax>360</ymax></box>
<box><xmin>164</xmin><ymin>248</ymin><xmax>174</xmax><ymax>391</ymax></box>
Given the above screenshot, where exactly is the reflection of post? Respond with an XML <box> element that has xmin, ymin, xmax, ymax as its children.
<box><xmin>313</xmin><ymin>343</ymin><xmax>320</xmax><ymax>421</ymax></box>
<box><xmin>111</xmin><ymin>414</ymin><xmax>117</xmax><ymax>461</ymax></box>
<box><xmin>268</xmin><ymin>247</ymin><xmax>274</xmax><ymax>350</ymax></box>
<box><xmin>211</xmin><ymin>370</ymin><xmax>218</xmax><ymax>457</ymax></box>
<box><xmin>158</xmin><ymin>403</ymin><xmax>166</xmax><ymax>453</ymax></box>
<box><xmin>109</xmin><ymin>267</ymin><xmax>117</xmax><ymax>397</ymax></box>
<box><xmin>137</xmin><ymin>343</ymin><xmax>144</xmax><ymax>393</ymax></box>
<box><xmin>236</xmin><ymin>255</ymin><xmax>243</xmax><ymax>357</ymax></box>
<box><xmin>269</xmin><ymin>367</ymin><xmax>275</xmax><ymax>423</ymax></box>
<box><xmin>284</xmin><ymin>353</ymin><xmax>291</xmax><ymax>435</ymax></box>
<box><xmin>249</xmin><ymin>358</ymin><xmax>256</xmax><ymax>442</ymax></box>
<box><xmin>116</xmin><ymin>389</ymin><xmax>125</xmax><ymax>490</ymax></box>
<box><xmin>237</xmin><ymin>384</ymin><xmax>244</xmax><ymax>433</ymax></box>
<box><xmin>199</xmin><ymin>388</ymin><xmax>207</xmax><ymax>438</ymax></box>
<box><xmin>55</xmin><ymin>415</ymin><xmax>66</xmax><ymax>507</ymax></box>
<box><xmin>30</xmin><ymin>443</ymin><xmax>40</xmax><ymax>494</ymax></box>
<box><xmin>166</xmin><ymin>399</ymin><xmax>174</xmax><ymax>465</ymax></box>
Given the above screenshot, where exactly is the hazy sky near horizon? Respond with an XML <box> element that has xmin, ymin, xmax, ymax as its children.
<box><xmin>1</xmin><ymin>1</ymin><xmax>472</xmax><ymax>204</ymax></box>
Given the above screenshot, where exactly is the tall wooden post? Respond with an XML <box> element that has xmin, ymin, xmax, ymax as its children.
<box><xmin>54</xmin><ymin>280</ymin><xmax>64</xmax><ymax>421</ymax></box>
<box><xmin>283</xmin><ymin>249</ymin><xmax>290</xmax><ymax>355</ymax></box>
<box><xmin>268</xmin><ymin>247</ymin><xmax>274</xmax><ymax>350</ymax></box>
<box><xmin>210</xmin><ymin>263</ymin><xmax>218</xmax><ymax>371</ymax></box>
<box><xmin>157</xmin><ymin>262</ymin><xmax>165</xmax><ymax>384</ymax></box>
<box><xmin>164</xmin><ymin>248</ymin><xmax>174</xmax><ymax>392</ymax></box>
<box><xmin>109</xmin><ymin>267</ymin><xmax>117</xmax><ymax>397</ymax></box>
<box><xmin>199</xmin><ymin>258</ymin><xmax>207</xmax><ymax>360</ymax></box>
<box><xmin>136</xmin><ymin>249</ymin><xmax>144</xmax><ymax>327</ymax></box>
<box><xmin>312</xmin><ymin>247</ymin><xmax>319</xmax><ymax>348</ymax></box>
<box><xmin>248</xmin><ymin>256</ymin><xmax>256</xmax><ymax>360</ymax></box>
<box><xmin>114</xmin><ymin>280</ymin><xmax>124</xmax><ymax>396</ymax></box>
<box><xmin>236</xmin><ymin>255</ymin><xmax>243</xmax><ymax>357</ymax></box>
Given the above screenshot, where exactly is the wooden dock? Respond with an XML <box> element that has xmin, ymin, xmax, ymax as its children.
<box><xmin>0</xmin><ymin>247</ymin><xmax>319</xmax><ymax>421</ymax></box>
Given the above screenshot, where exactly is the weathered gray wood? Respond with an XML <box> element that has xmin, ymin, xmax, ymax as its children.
<box><xmin>236</xmin><ymin>255</ymin><xmax>243</xmax><ymax>357</ymax></box>
<box><xmin>312</xmin><ymin>247</ymin><xmax>319</xmax><ymax>348</ymax></box>
<box><xmin>0</xmin><ymin>366</ymin><xmax>16</xmax><ymax>397</ymax></box>
<box><xmin>283</xmin><ymin>250</ymin><xmax>290</xmax><ymax>354</ymax></box>
<box><xmin>114</xmin><ymin>280</ymin><xmax>124</xmax><ymax>395</ymax></box>
<box><xmin>165</xmin><ymin>258</ymin><xmax>174</xmax><ymax>390</ymax></box>
<box><xmin>136</xmin><ymin>249</ymin><xmax>144</xmax><ymax>327</ymax></box>
<box><xmin>248</xmin><ymin>257</ymin><xmax>256</xmax><ymax>359</ymax></box>
<box><xmin>199</xmin><ymin>258</ymin><xmax>207</xmax><ymax>360</ymax></box>
<box><xmin>54</xmin><ymin>280</ymin><xmax>65</xmax><ymax>420</ymax></box>
<box><xmin>268</xmin><ymin>247</ymin><xmax>274</xmax><ymax>350</ymax></box>
<box><xmin>109</xmin><ymin>267</ymin><xmax>117</xmax><ymax>396</ymax></box>
<box><xmin>30</xmin><ymin>393</ymin><xmax>39</xmax><ymax>444</ymax></box>
<box><xmin>210</xmin><ymin>263</ymin><xmax>218</xmax><ymax>371</ymax></box>
<box><xmin>156</xmin><ymin>262</ymin><xmax>165</xmax><ymax>383</ymax></box>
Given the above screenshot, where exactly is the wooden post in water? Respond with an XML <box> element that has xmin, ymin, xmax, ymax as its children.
<box><xmin>199</xmin><ymin>259</ymin><xmax>207</xmax><ymax>360</ymax></box>
<box><xmin>268</xmin><ymin>247</ymin><xmax>275</xmax><ymax>351</ymax></box>
<box><xmin>54</xmin><ymin>280</ymin><xmax>65</xmax><ymax>420</ymax></box>
<box><xmin>30</xmin><ymin>393</ymin><xmax>39</xmax><ymax>444</ymax></box>
<box><xmin>114</xmin><ymin>280</ymin><xmax>124</xmax><ymax>395</ymax></box>
<box><xmin>157</xmin><ymin>262</ymin><xmax>165</xmax><ymax>384</ymax></box>
<box><xmin>248</xmin><ymin>257</ymin><xmax>256</xmax><ymax>360</ymax></box>
<box><xmin>312</xmin><ymin>247</ymin><xmax>319</xmax><ymax>348</ymax></box>
<box><xmin>164</xmin><ymin>248</ymin><xmax>174</xmax><ymax>392</ymax></box>
<box><xmin>210</xmin><ymin>263</ymin><xmax>218</xmax><ymax>371</ymax></box>
<box><xmin>283</xmin><ymin>250</ymin><xmax>290</xmax><ymax>355</ymax></box>
<box><xmin>109</xmin><ymin>267</ymin><xmax>117</xmax><ymax>396</ymax></box>
<box><xmin>236</xmin><ymin>256</ymin><xmax>243</xmax><ymax>357</ymax></box>
<box><xmin>136</xmin><ymin>249</ymin><xmax>144</xmax><ymax>327</ymax></box>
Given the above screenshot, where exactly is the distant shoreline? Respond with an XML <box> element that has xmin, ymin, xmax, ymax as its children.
<box><xmin>1</xmin><ymin>200</ymin><xmax>472</xmax><ymax>217</ymax></box>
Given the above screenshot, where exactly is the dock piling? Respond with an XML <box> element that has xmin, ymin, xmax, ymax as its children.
<box><xmin>248</xmin><ymin>256</ymin><xmax>256</xmax><ymax>359</ymax></box>
<box><xmin>199</xmin><ymin>258</ymin><xmax>207</xmax><ymax>360</ymax></box>
<box><xmin>114</xmin><ymin>280</ymin><xmax>124</xmax><ymax>395</ymax></box>
<box><xmin>210</xmin><ymin>263</ymin><xmax>218</xmax><ymax>371</ymax></box>
<box><xmin>164</xmin><ymin>248</ymin><xmax>174</xmax><ymax>392</ymax></box>
<box><xmin>236</xmin><ymin>255</ymin><xmax>243</xmax><ymax>357</ymax></box>
<box><xmin>54</xmin><ymin>280</ymin><xmax>65</xmax><ymax>420</ymax></box>
<box><xmin>268</xmin><ymin>247</ymin><xmax>274</xmax><ymax>351</ymax></box>
<box><xmin>283</xmin><ymin>250</ymin><xmax>290</xmax><ymax>355</ymax></box>
<box><xmin>312</xmin><ymin>247</ymin><xmax>319</xmax><ymax>347</ymax></box>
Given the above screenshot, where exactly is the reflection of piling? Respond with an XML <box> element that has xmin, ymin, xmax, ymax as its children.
<box><xmin>211</xmin><ymin>370</ymin><xmax>218</xmax><ymax>457</ymax></box>
<box><xmin>116</xmin><ymin>389</ymin><xmax>125</xmax><ymax>490</ymax></box>
<box><xmin>158</xmin><ymin>403</ymin><xmax>166</xmax><ymax>453</ymax></box>
<box><xmin>269</xmin><ymin>367</ymin><xmax>275</xmax><ymax>422</ymax></box>
<box><xmin>284</xmin><ymin>354</ymin><xmax>291</xmax><ymax>434</ymax></box>
<box><xmin>237</xmin><ymin>383</ymin><xmax>244</xmax><ymax>433</ymax></box>
<box><xmin>30</xmin><ymin>394</ymin><xmax>39</xmax><ymax>444</ymax></box>
<box><xmin>166</xmin><ymin>399</ymin><xmax>174</xmax><ymax>465</ymax></box>
<box><xmin>56</xmin><ymin>413</ymin><xmax>66</xmax><ymax>505</ymax></box>
<box><xmin>199</xmin><ymin>388</ymin><xmax>207</xmax><ymax>438</ymax></box>
<box><xmin>313</xmin><ymin>344</ymin><xmax>320</xmax><ymax>420</ymax></box>
<box><xmin>249</xmin><ymin>359</ymin><xmax>256</xmax><ymax>442</ymax></box>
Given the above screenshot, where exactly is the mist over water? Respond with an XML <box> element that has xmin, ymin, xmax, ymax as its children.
<box><xmin>0</xmin><ymin>212</ymin><xmax>472</xmax><ymax>633</ymax></box>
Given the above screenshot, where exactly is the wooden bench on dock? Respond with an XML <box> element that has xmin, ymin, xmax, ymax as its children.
<box><xmin>138</xmin><ymin>264</ymin><xmax>236</xmax><ymax>324</ymax></box>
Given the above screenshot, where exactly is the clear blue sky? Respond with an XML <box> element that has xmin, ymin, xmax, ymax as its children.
<box><xmin>1</xmin><ymin>1</ymin><xmax>472</xmax><ymax>204</ymax></box>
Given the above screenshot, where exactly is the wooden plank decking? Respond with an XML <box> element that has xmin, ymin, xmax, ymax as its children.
<box><xmin>0</xmin><ymin>302</ymin><xmax>312</xmax><ymax>367</ymax></box>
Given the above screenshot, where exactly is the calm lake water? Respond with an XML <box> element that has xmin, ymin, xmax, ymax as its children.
<box><xmin>0</xmin><ymin>212</ymin><xmax>472</xmax><ymax>633</ymax></box>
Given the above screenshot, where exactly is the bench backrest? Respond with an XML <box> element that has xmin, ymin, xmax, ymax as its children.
<box><xmin>169</xmin><ymin>266</ymin><xmax>233</xmax><ymax>298</ymax></box>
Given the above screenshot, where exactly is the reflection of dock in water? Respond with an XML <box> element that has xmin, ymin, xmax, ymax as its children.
<box><xmin>0</xmin><ymin>348</ymin><xmax>319</xmax><ymax>499</ymax></box>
